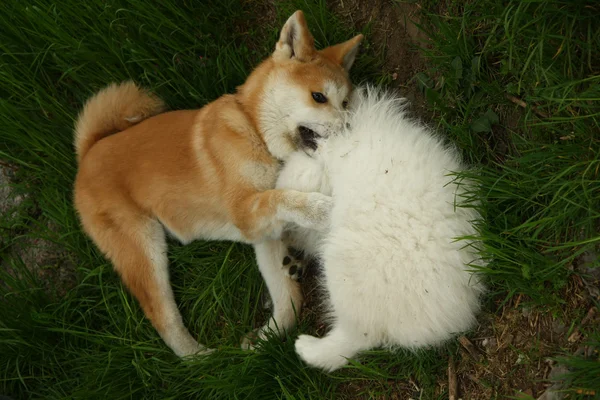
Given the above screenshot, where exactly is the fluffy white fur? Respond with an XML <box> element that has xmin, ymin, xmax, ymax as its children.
<box><xmin>276</xmin><ymin>86</ymin><xmax>486</xmax><ymax>372</ymax></box>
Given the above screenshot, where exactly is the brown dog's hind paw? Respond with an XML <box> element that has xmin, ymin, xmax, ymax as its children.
<box><xmin>283</xmin><ymin>247</ymin><xmax>306</xmax><ymax>281</ymax></box>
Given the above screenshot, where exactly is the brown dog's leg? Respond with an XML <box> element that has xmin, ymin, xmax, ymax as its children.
<box><xmin>242</xmin><ymin>239</ymin><xmax>303</xmax><ymax>349</ymax></box>
<box><xmin>234</xmin><ymin>189</ymin><xmax>330</xmax><ymax>349</ymax></box>
<box><xmin>233</xmin><ymin>189</ymin><xmax>332</xmax><ymax>242</ymax></box>
<box><xmin>81</xmin><ymin>209</ymin><xmax>209</xmax><ymax>357</ymax></box>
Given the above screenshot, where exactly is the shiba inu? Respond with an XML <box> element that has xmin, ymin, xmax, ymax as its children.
<box><xmin>276</xmin><ymin>86</ymin><xmax>485</xmax><ymax>372</ymax></box>
<box><xmin>73</xmin><ymin>10</ymin><xmax>363</xmax><ymax>357</ymax></box>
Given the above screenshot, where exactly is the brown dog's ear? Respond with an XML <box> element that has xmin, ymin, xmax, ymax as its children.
<box><xmin>273</xmin><ymin>10</ymin><xmax>316</xmax><ymax>62</ymax></box>
<box><xmin>320</xmin><ymin>34</ymin><xmax>364</xmax><ymax>72</ymax></box>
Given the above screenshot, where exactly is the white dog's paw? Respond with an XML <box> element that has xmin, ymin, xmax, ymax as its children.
<box><xmin>295</xmin><ymin>334</ymin><xmax>347</xmax><ymax>372</ymax></box>
<box><xmin>295</xmin><ymin>334</ymin><xmax>320</xmax><ymax>361</ymax></box>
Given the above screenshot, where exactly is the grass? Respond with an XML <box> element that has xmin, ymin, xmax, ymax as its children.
<box><xmin>556</xmin><ymin>332</ymin><xmax>600</xmax><ymax>397</ymax></box>
<box><xmin>418</xmin><ymin>0</ymin><xmax>599</xmax><ymax>396</ymax></box>
<box><xmin>0</xmin><ymin>0</ymin><xmax>599</xmax><ymax>398</ymax></box>
<box><xmin>418</xmin><ymin>0</ymin><xmax>600</xmax><ymax>303</ymax></box>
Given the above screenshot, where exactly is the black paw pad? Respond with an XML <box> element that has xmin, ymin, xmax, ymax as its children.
<box><xmin>288</xmin><ymin>265</ymin><xmax>304</xmax><ymax>282</ymax></box>
<box><xmin>288</xmin><ymin>247</ymin><xmax>305</xmax><ymax>261</ymax></box>
<box><xmin>289</xmin><ymin>265</ymin><xmax>297</xmax><ymax>276</ymax></box>
<box><xmin>283</xmin><ymin>248</ymin><xmax>307</xmax><ymax>282</ymax></box>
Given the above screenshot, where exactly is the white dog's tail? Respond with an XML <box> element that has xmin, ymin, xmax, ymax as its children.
<box><xmin>73</xmin><ymin>81</ymin><xmax>165</xmax><ymax>163</ymax></box>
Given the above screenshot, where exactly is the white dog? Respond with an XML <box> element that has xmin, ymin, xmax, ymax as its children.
<box><xmin>276</xmin><ymin>86</ymin><xmax>486</xmax><ymax>372</ymax></box>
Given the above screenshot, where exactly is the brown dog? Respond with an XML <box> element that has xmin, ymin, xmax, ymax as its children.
<box><xmin>73</xmin><ymin>10</ymin><xmax>362</xmax><ymax>357</ymax></box>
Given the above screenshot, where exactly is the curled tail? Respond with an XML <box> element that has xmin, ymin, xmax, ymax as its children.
<box><xmin>74</xmin><ymin>81</ymin><xmax>166</xmax><ymax>163</ymax></box>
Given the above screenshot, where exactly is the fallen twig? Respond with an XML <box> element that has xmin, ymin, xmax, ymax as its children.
<box><xmin>580</xmin><ymin>307</ymin><xmax>596</xmax><ymax>326</ymax></box>
<box><xmin>505</xmin><ymin>94</ymin><xmax>549</xmax><ymax>119</ymax></box>
<box><xmin>506</xmin><ymin>94</ymin><xmax>527</xmax><ymax>108</ymax></box>
<box><xmin>458</xmin><ymin>336</ymin><xmax>483</xmax><ymax>362</ymax></box>
<box><xmin>513</xmin><ymin>293</ymin><xmax>523</xmax><ymax>309</ymax></box>
<box><xmin>568</xmin><ymin>307</ymin><xmax>596</xmax><ymax>343</ymax></box>
<box><xmin>448</xmin><ymin>357</ymin><xmax>458</xmax><ymax>400</ymax></box>
<box><xmin>575</xmin><ymin>389</ymin><xmax>596</xmax><ymax>396</ymax></box>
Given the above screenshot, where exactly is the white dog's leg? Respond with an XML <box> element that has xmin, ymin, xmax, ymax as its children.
<box><xmin>295</xmin><ymin>325</ymin><xmax>371</xmax><ymax>372</ymax></box>
<box><xmin>242</xmin><ymin>239</ymin><xmax>303</xmax><ymax>349</ymax></box>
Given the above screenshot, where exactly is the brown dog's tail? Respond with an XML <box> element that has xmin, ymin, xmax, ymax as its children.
<box><xmin>74</xmin><ymin>81</ymin><xmax>165</xmax><ymax>163</ymax></box>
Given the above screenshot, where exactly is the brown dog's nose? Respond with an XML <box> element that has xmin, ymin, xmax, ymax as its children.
<box><xmin>298</xmin><ymin>126</ymin><xmax>319</xmax><ymax>150</ymax></box>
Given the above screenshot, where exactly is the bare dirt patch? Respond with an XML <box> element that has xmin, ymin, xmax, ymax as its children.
<box><xmin>448</xmin><ymin>276</ymin><xmax>598</xmax><ymax>399</ymax></box>
<box><xmin>0</xmin><ymin>164</ymin><xmax>77</xmax><ymax>299</ymax></box>
<box><xmin>236</xmin><ymin>1</ymin><xmax>278</xmax><ymax>58</ymax></box>
<box><xmin>331</xmin><ymin>0</ymin><xmax>430</xmax><ymax>118</ymax></box>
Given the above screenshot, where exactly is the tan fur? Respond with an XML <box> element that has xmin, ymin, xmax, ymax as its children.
<box><xmin>74</xmin><ymin>81</ymin><xmax>166</xmax><ymax>163</ymax></box>
<box><xmin>73</xmin><ymin>11</ymin><xmax>363</xmax><ymax>357</ymax></box>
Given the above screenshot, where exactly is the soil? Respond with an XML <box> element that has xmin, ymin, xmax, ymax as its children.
<box><xmin>0</xmin><ymin>165</ymin><xmax>77</xmax><ymax>299</ymax></box>
<box><xmin>330</xmin><ymin>0</ymin><xmax>430</xmax><ymax>118</ymax></box>
<box><xmin>237</xmin><ymin>1</ymin><xmax>278</xmax><ymax>58</ymax></box>
<box><xmin>454</xmin><ymin>278</ymin><xmax>598</xmax><ymax>399</ymax></box>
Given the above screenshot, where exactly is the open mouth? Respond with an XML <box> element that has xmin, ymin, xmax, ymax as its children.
<box><xmin>298</xmin><ymin>126</ymin><xmax>320</xmax><ymax>150</ymax></box>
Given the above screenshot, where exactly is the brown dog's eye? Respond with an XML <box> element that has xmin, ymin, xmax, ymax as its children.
<box><xmin>342</xmin><ymin>100</ymin><xmax>348</xmax><ymax>109</ymax></box>
<box><xmin>312</xmin><ymin>92</ymin><xmax>327</xmax><ymax>104</ymax></box>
